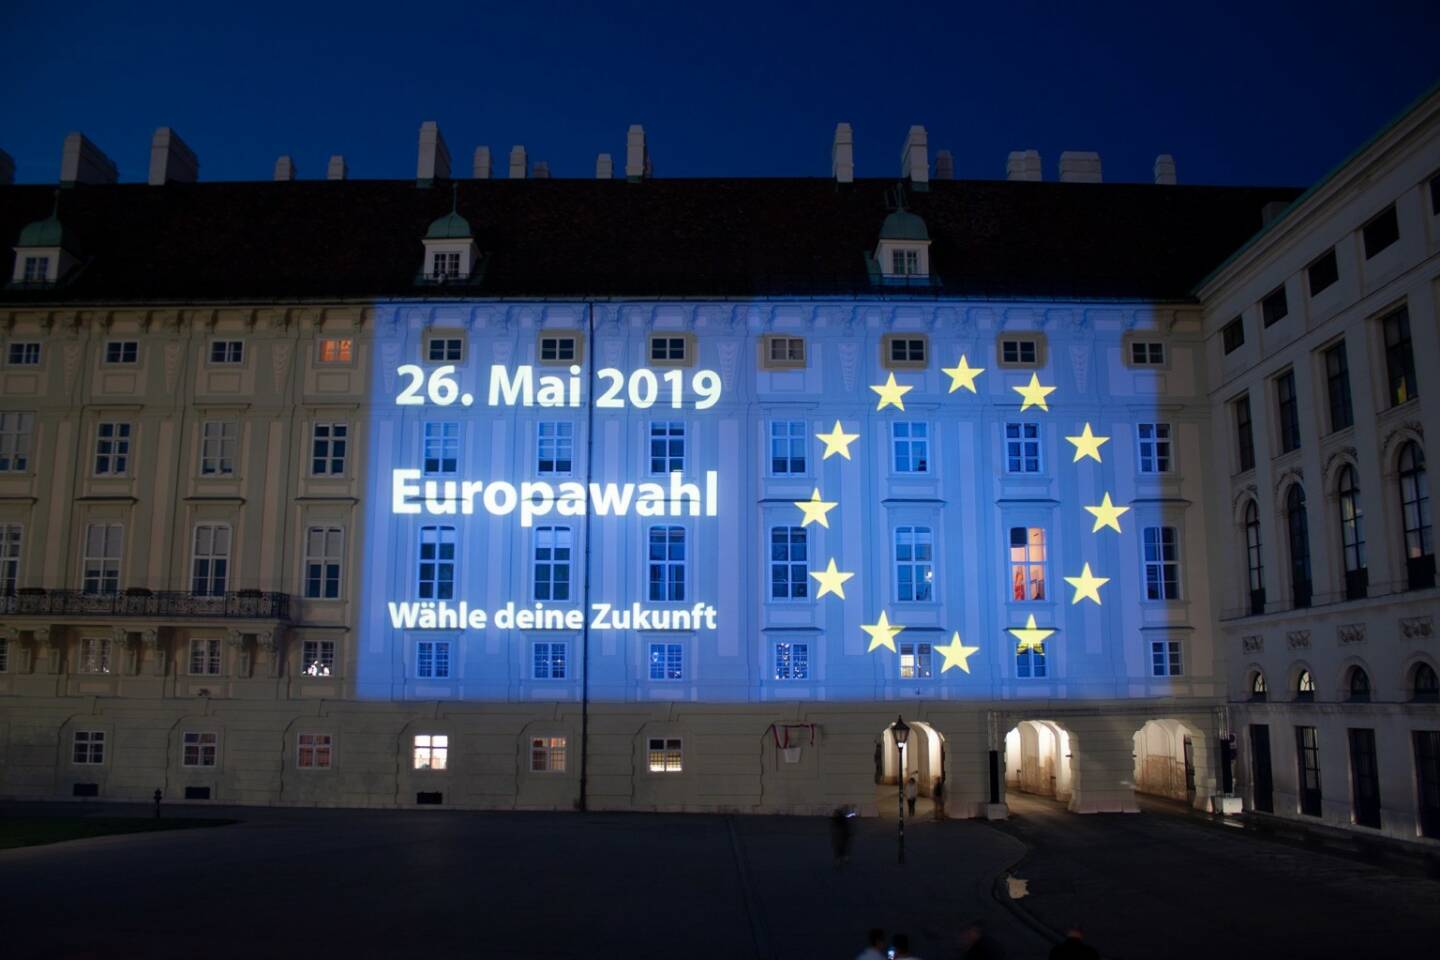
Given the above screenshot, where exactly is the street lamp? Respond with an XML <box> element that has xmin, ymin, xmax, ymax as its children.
<box><xmin>892</xmin><ymin>714</ymin><xmax>910</xmax><ymax>865</ymax></box>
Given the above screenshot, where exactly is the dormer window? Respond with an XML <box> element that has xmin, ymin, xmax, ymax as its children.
<box><xmin>419</xmin><ymin>195</ymin><xmax>480</xmax><ymax>286</ymax></box>
<box><xmin>11</xmin><ymin>203</ymin><xmax>79</xmax><ymax>287</ymax></box>
<box><xmin>22</xmin><ymin>256</ymin><xmax>49</xmax><ymax>282</ymax></box>
<box><xmin>870</xmin><ymin>197</ymin><xmax>934</xmax><ymax>286</ymax></box>
<box><xmin>431</xmin><ymin>252</ymin><xmax>460</xmax><ymax>280</ymax></box>
<box><xmin>891</xmin><ymin>249</ymin><xmax>919</xmax><ymax>276</ymax></box>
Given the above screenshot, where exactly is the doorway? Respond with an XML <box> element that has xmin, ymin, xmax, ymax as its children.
<box><xmin>1250</xmin><ymin>724</ymin><xmax>1274</xmax><ymax>813</ymax></box>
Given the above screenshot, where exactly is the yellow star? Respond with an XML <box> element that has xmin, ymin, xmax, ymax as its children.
<box><xmin>1084</xmin><ymin>493</ymin><xmax>1130</xmax><ymax>533</ymax></box>
<box><xmin>809</xmin><ymin>558</ymin><xmax>855</xmax><ymax>600</ymax></box>
<box><xmin>862</xmin><ymin>611</ymin><xmax>904</xmax><ymax>653</ymax></box>
<box><xmin>1065</xmin><ymin>423</ymin><xmax>1109</xmax><ymax>463</ymax></box>
<box><xmin>793</xmin><ymin>488</ymin><xmax>838</xmax><ymax>528</ymax></box>
<box><xmin>936</xmin><ymin>631</ymin><xmax>981</xmax><ymax>674</ymax></box>
<box><xmin>1012</xmin><ymin>373</ymin><xmax>1056</xmax><ymax>412</ymax></box>
<box><xmin>815</xmin><ymin>420</ymin><xmax>860</xmax><ymax>460</ymax></box>
<box><xmin>1007</xmin><ymin>614</ymin><xmax>1055</xmax><ymax>654</ymax></box>
<box><xmin>869</xmin><ymin>372</ymin><xmax>913</xmax><ymax>411</ymax></box>
<box><xmin>1063</xmin><ymin>563</ymin><xmax>1109</xmax><ymax>605</ymax></box>
<box><xmin>941</xmin><ymin>355</ymin><xmax>985</xmax><ymax>394</ymax></box>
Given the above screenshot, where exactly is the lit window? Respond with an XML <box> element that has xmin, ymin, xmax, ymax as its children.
<box><xmin>1150</xmin><ymin>639</ymin><xmax>1183</xmax><ymax>677</ymax></box>
<box><xmin>899</xmin><ymin>641</ymin><xmax>933</xmax><ymax>679</ymax></box>
<box><xmin>1137</xmin><ymin>423</ymin><xmax>1172</xmax><ymax>473</ymax></box>
<box><xmin>297</xmin><ymin>733</ymin><xmax>333</xmax><ymax>769</ymax></box>
<box><xmin>22</xmin><ymin>256</ymin><xmax>50</xmax><ymax>282</ymax></box>
<box><xmin>1016</xmin><ymin>646</ymin><xmax>1046</xmax><ymax>678</ymax></box>
<box><xmin>1250</xmin><ymin>671</ymin><xmax>1267</xmax><ymax>699</ymax></box>
<box><xmin>302</xmin><ymin>640</ymin><xmax>335</xmax><ymax>677</ymax></box>
<box><xmin>94</xmin><ymin>422</ymin><xmax>131</xmax><ymax>476</ymax></box>
<box><xmin>304</xmin><ymin>527</ymin><xmax>344</xmax><ymax>600</ymax></box>
<box><xmin>1000</xmin><ymin>339</ymin><xmax>1039</xmax><ymax>366</ymax></box>
<box><xmin>533</xmin><ymin>527</ymin><xmax>573</xmax><ymax>602</ymax></box>
<box><xmin>769</xmin><ymin>420</ymin><xmax>807</xmax><ymax>475</ymax></box>
<box><xmin>1398</xmin><ymin>442</ymin><xmax>1433</xmax><ymax>590</ymax></box>
<box><xmin>416</xmin><ymin>640</ymin><xmax>451</xmax><ymax>679</ymax></box>
<box><xmin>318</xmin><ymin>338</ymin><xmax>353</xmax><ymax>364</ymax></box>
<box><xmin>538</xmin><ymin>334</ymin><xmax>578</xmax><ymax>365</ymax></box>
<box><xmin>417</xmin><ymin>526</ymin><xmax>456</xmax><ymax>600</ymax></box>
<box><xmin>431</xmin><ymin>251</ymin><xmax>461</xmax><ymax>280</ymax></box>
<box><xmin>188</xmin><ymin>638</ymin><xmax>221</xmax><ymax>676</ymax></box>
<box><xmin>0</xmin><ymin>524</ymin><xmax>21</xmax><ymax>595</ymax></box>
<box><xmin>648</xmin><ymin>527</ymin><xmax>686</xmax><ymax>602</ymax></box>
<box><xmin>649</xmin><ymin>421</ymin><xmax>685</xmax><ymax>474</ymax></box>
<box><xmin>104</xmin><ymin>341</ymin><xmax>138</xmax><ymax>364</ymax></box>
<box><xmin>1009</xmin><ymin>527</ymin><xmax>1046</xmax><ymax>601</ymax></box>
<box><xmin>892</xmin><ymin>421</ymin><xmax>929</xmax><ymax>473</ymax></box>
<box><xmin>427</xmin><ymin>337</ymin><xmax>463</xmax><ymax>362</ymax></box>
<box><xmin>1143</xmin><ymin>526</ymin><xmax>1180</xmax><ymax>601</ymax></box>
<box><xmin>209</xmin><ymin>340</ymin><xmax>244</xmax><ymax>364</ymax></box>
<box><xmin>1338</xmin><ymin>467</ymin><xmax>1367</xmax><ymax>600</ymax></box>
<box><xmin>537</xmin><ymin>421</ymin><xmax>574</xmax><ymax>475</ymax></box>
<box><xmin>199</xmin><ymin>421</ymin><xmax>237</xmax><ymax>476</ymax></box>
<box><xmin>182</xmin><ymin>731</ymin><xmax>217</xmax><ymax>767</ymax></box>
<box><xmin>1005</xmin><ymin>422</ymin><xmax>1041</xmax><ymax>474</ymax></box>
<box><xmin>78</xmin><ymin>637</ymin><xmax>112</xmax><ymax>675</ymax></box>
<box><xmin>1383</xmin><ymin>309</ymin><xmax>1418</xmax><ymax>408</ymax></box>
<box><xmin>311</xmin><ymin>423</ymin><xmax>348</xmax><ymax>475</ymax></box>
<box><xmin>648</xmin><ymin>642</ymin><xmax>683</xmax><ymax>681</ymax></box>
<box><xmin>647</xmin><ymin>737</ymin><xmax>683</xmax><ymax>772</ymax></box>
<box><xmin>413</xmin><ymin>734</ymin><xmax>448</xmax><ymax>770</ymax></box>
<box><xmin>0</xmin><ymin>637</ymin><xmax>8</xmax><ymax>673</ymax></box>
<box><xmin>191</xmin><ymin>524</ymin><xmax>230</xmax><ymax>597</ymax></box>
<box><xmin>73</xmin><ymin>731</ymin><xmax>105</xmax><ymax>764</ymax></box>
<box><xmin>531</xmin><ymin>736</ymin><xmax>567</xmax><ymax>772</ymax></box>
<box><xmin>1261</xmin><ymin>286</ymin><xmax>1288</xmax><ymax>327</ymax></box>
<box><xmin>649</xmin><ymin>335</ymin><xmax>688</xmax><ymax>364</ymax></box>
<box><xmin>0</xmin><ymin>412</ymin><xmax>34</xmax><ymax>472</ymax></box>
<box><xmin>774</xmin><ymin>641</ymin><xmax>809</xmax><ymax>680</ymax></box>
<box><xmin>81</xmin><ymin>522</ymin><xmax>123</xmax><ymax>595</ymax></box>
<box><xmin>1129</xmin><ymin>342</ymin><xmax>1165</xmax><ymax>365</ymax></box>
<box><xmin>423</xmin><ymin>421</ymin><xmax>459</xmax><ymax>475</ymax></box>
<box><xmin>764</xmin><ymin>336</ymin><xmax>806</xmax><ymax>368</ymax></box>
<box><xmin>7</xmin><ymin>342</ymin><xmax>40</xmax><ymax>365</ymax></box>
<box><xmin>532</xmin><ymin>641</ymin><xmax>568</xmax><ymax>680</ymax></box>
<box><xmin>1362</xmin><ymin>204</ymin><xmax>1399</xmax><ymax>258</ymax></box>
<box><xmin>895</xmin><ymin>526</ymin><xmax>934</xmax><ymax>602</ymax></box>
<box><xmin>1297</xmin><ymin>669</ymin><xmax>1315</xmax><ymax>698</ymax></box>
<box><xmin>769</xmin><ymin>526</ymin><xmax>808</xmax><ymax>600</ymax></box>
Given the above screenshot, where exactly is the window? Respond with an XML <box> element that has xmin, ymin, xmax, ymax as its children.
<box><xmin>647</xmin><ymin>527</ymin><xmax>686</xmax><ymax>602</ymax></box>
<box><xmin>1284</xmin><ymin>486</ymin><xmax>1311</xmax><ymax>609</ymax></box>
<box><xmin>1414</xmin><ymin>663</ymin><xmax>1440</xmax><ymax>702</ymax></box>
<box><xmin>648</xmin><ymin>642</ymin><xmax>683</xmax><ymax>681</ymax></box>
<box><xmin>1005</xmin><ymin>422</ymin><xmax>1041</xmax><ymax>473</ymax></box>
<box><xmin>1362</xmin><ymin>204</ymin><xmax>1399</xmax><ymax>258</ymax></box>
<box><xmin>189</xmin><ymin>638</ymin><xmax>221</xmax><ymax>676</ymax></box>
<box><xmin>884</xmin><ymin>334</ymin><xmax>927</xmax><ymax>369</ymax></box>
<box><xmin>1324</xmin><ymin>342</ymin><xmax>1353</xmax><ymax>432</ymax></box>
<box><xmin>209</xmin><ymin>340</ymin><xmax>244</xmax><ymax>364</ymax></box>
<box><xmin>1383</xmin><ymin>309</ymin><xmax>1418</xmax><ymax>407</ymax></box>
<box><xmin>769</xmin><ymin>420</ymin><xmax>807</xmax><ymax>475</ymax></box>
<box><xmin>297</xmin><ymin>733</ymin><xmax>333</xmax><ymax>769</ymax></box>
<box><xmin>1143</xmin><ymin>526</ymin><xmax>1180</xmax><ymax>601</ymax></box>
<box><xmin>82</xmin><ymin>522</ymin><xmax>123</xmax><ymax>595</ymax></box>
<box><xmin>1222</xmin><ymin>317</ymin><xmax>1245</xmax><ymax>354</ymax></box>
<box><xmin>763</xmin><ymin>336</ymin><xmax>806</xmax><ymax>369</ymax></box>
<box><xmin>1296</xmin><ymin>726</ymin><xmax>1322</xmax><ymax>816</ymax></box>
<box><xmin>1347</xmin><ymin>667</ymin><xmax>1371</xmax><ymax>703</ymax></box>
<box><xmin>538</xmin><ymin>334</ymin><xmax>579</xmax><ymax>365</ymax></box>
<box><xmin>1348</xmin><ymin>727</ymin><xmax>1381</xmax><ymax>827</ymax></box>
<box><xmin>1337</xmin><ymin>467</ymin><xmax>1367</xmax><ymax>600</ymax></box>
<box><xmin>648</xmin><ymin>335</ymin><xmax>689</xmax><ymax>365</ymax></box>
<box><xmin>413</xmin><ymin>734</ymin><xmax>448</xmax><ymax>770</ymax></box>
<box><xmin>79</xmin><ymin>637</ymin><xmax>112</xmax><ymax>674</ymax></box>
<box><xmin>1250</xmin><ymin>671</ymin><xmax>1267</xmax><ymax>700</ymax></box>
<box><xmin>190</xmin><ymin>524</ymin><xmax>230</xmax><ymax>596</ymax></box>
<box><xmin>891</xmin><ymin>421</ymin><xmax>929</xmax><ymax>473</ymax></box>
<box><xmin>311</xmin><ymin>423</ymin><xmax>348</xmax><ymax>475</ymax></box>
<box><xmin>1398</xmin><ymin>442</ymin><xmax>1434</xmax><ymax>590</ymax></box>
<box><xmin>303</xmin><ymin>527</ymin><xmax>344</xmax><ymax>599</ymax></box>
<box><xmin>73</xmin><ymin>731</ymin><xmax>105</xmax><ymax>764</ymax></box>
<box><xmin>649</xmin><ymin>421</ymin><xmax>685</xmax><ymax>474</ymax></box>
<box><xmin>774</xmin><ymin>641</ymin><xmax>809</xmax><ymax>680</ymax></box>
<box><xmin>22</xmin><ymin>256</ymin><xmax>49</xmax><ymax>282</ymax></box>
<box><xmin>536</xmin><ymin>421</ymin><xmax>574</xmax><ymax>475</ymax></box>
<box><xmin>769</xmin><ymin>526</ymin><xmax>808</xmax><ymax>600</ymax></box>
<box><xmin>199</xmin><ymin>421</ymin><xmax>237</xmax><ymax>475</ymax></box>
<box><xmin>1009</xmin><ymin>527</ymin><xmax>1046</xmax><ymax>601</ymax></box>
<box><xmin>1296</xmin><ymin>669</ymin><xmax>1316</xmax><ymax>699</ymax></box>
<box><xmin>1150</xmin><ymin>639</ymin><xmax>1183</xmax><ymax>677</ymax></box>
<box><xmin>1137</xmin><ymin>423</ymin><xmax>1172</xmax><ymax>473</ymax></box>
<box><xmin>431</xmin><ymin>251</ymin><xmax>460</xmax><ymax>280</ymax></box>
<box><xmin>0</xmin><ymin>637</ymin><xmax>7</xmax><ymax>672</ymax></box>
<box><xmin>533</xmin><ymin>527</ymin><xmax>573</xmax><ymax>602</ymax></box>
<box><xmin>1000</xmin><ymin>338</ymin><xmax>1040</xmax><ymax>366</ymax></box>
<box><xmin>532</xmin><ymin>641</ymin><xmax>568</xmax><ymax>680</ymax></box>
<box><xmin>891</xmin><ymin>249</ymin><xmax>920</xmax><ymax>276</ymax></box>
<box><xmin>1432</xmin><ymin>170</ymin><xmax>1440</xmax><ymax>216</ymax></box>
<box><xmin>317</xmin><ymin>338</ymin><xmax>353</xmax><ymax>364</ymax></box>
<box><xmin>94</xmin><ymin>422</ymin><xmax>131</xmax><ymax>476</ymax></box>
<box><xmin>647</xmin><ymin>737</ymin><xmax>683</xmax><ymax>772</ymax></box>
<box><xmin>1234</xmin><ymin>395</ymin><xmax>1255</xmax><ymax>472</ymax></box>
<box><xmin>1244</xmin><ymin>501</ymin><xmax>1265</xmax><ymax>615</ymax></box>
<box><xmin>427</xmin><ymin>337</ymin><xmax>463</xmax><ymax>362</ymax></box>
<box><xmin>1307</xmin><ymin>248</ymin><xmax>1339</xmax><ymax>295</ymax></box>
<box><xmin>1129</xmin><ymin>341</ymin><xmax>1165</xmax><ymax>365</ymax></box>
<box><xmin>895</xmin><ymin>526</ymin><xmax>934</xmax><ymax>602</ymax></box>
<box><xmin>531</xmin><ymin>736</ymin><xmax>567</xmax><ymax>772</ymax></box>
<box><xmin>0</xmin><ymin>412</ymin><xmax>33</xmax><ymax>472</ymax></box>
<box><xmin>301</xmin><ymin>640</ymin><xmax>335</xmax><ymax>677</ymax></box>
<box><xmin>183</xmin><ymin>732</ymin><xmax>217</xmax><ymax>767</ymax></box>
<box><xmin>7</xmin><ymin>342</ymin><xmax>40</xmax><ymax>365</ymax></box>
<box><xmin>0</xmin><ymin>524</ymin><xmax>20</xmax><ymax>595</ymax></box>
<box><xmin>1016</xmin><ymin>645</ymin><xmax>1046</xmax><ymax>679</ymax></box>
<box><xmin>423</xmin><ymin>421</ymin><xmax>459</xmax><ymax>475</ymax></box>
<box><xmin>899</xmin><ymin>641</ymin><xmax>933</xmax><ymax>679</ymax></box>
<box><xmin>1261</xmin><ymin>286</ymin><xmax>1289</xmax><ymax>327</ymax></box>
<box><xmin>416</xmin><ymin>639</ymin><xmax>452</xmax><ymax>679</ymax></box>
<box><xmin>417</xmin><ymin>526</ymin><xmax>456</xmax><ymax>600</ymax></box>
<box><xmin>104</xmin><ymin>341</ymin><xmax>138</xmax><ymax>364</ymax></box>
<box><xmin>1275</xmin><ymin>371</ymin><xmax>1301</xmax><ymax>453</ymax></box>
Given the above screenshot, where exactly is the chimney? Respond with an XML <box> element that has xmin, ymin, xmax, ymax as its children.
<box><xmin>509</xmin><ymin>146</ymin><xmax>527</xmax><ymax>179</ymax></box>
<box><xmin>326</xmin><ymin>155</ymin><xmax>348</xmax><ymax>180</ymax></box>
<box><xmin>831</xmin><ymin>123</ymin><xmax>854</xmax><ymax>183</ymax></box>
<box><xmin>473</xmin><ymin>146</ymin><xmax>492</xmax><ymax>179</ymax></box>
<box><xmin>273</xmin><ymin>155</ymin><xmax>297</xmax><ymax>181</ymax></box>
<box><xmin>934</xmin><ymin>149</ymin><xmax>954</xmax><ymax>180</ymax></box>
<box><xmin>596</xmin><ymin>153</ymin><xmax>613</xmax><ymax>179</ymax></box>
<box><xmin>60</xmin><ymin>133</ymin><xmax>118</xmax><ymax>185</ymax></box>
<box><xmin>625</xmin><ymin>124</ymin><xmax>647</xmax><ymax>180</ymax></box>
<box><xmin>147</xmin><ymin>127</ymin><xmax>198</xmax><ymax>185</ymax></box>
<box><xmin>0</xmin><ymin>148</ymin><xmax>13</xmax><ymax>186</ymax></box>
<box><xmin>416</xmin><ymin>121</ymin><xmax>451</xmax><ymax>183</ymax></box>
<box><xmin>532</xmin><ymin>161</ymin><xmax>550</xmax><ymax>179</ymax></box>
<box><xmin>1005</xmin><ymin>150</ymin><xmax>1042</xmax><ymax>181</ymax></box>
<box><xmin>1058</xmin><ymin>151</ymin><xmax>1102</xmax><ymax>183</ymax></box>
<box><xmin>901</xmin><ymin>125</ymin><xmax>929</xmax><ymax>189</ymax></box>
<box><xmin>1153</xmin><ymin>154</ymin><xmax>1177</xmax><ymax>185</ymax></box>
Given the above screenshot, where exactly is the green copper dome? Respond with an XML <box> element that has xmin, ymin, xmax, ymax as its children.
<box><xmin>879</xmin><ymin>208</ymin><xmax>929</xmax><ymax>242</ymax></box>
<box><xmin>425</xmin><ymin>210</ymin><xmax>472</xmax><ymax>240</ymax></box>
<box><xmin>17</xmin><ymin>214</ymin><xmax>68</xmax><ymax>248</ymax></box>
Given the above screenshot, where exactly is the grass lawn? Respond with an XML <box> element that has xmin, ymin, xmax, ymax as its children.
<box><xmin>0</xmin><ymin>816</ymin><xmax>237</xmax><ymax>850</ymax></box>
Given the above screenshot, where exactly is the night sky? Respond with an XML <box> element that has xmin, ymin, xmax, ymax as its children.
<box><xmin>1</xmin><ymin>0</ymin><xmax>1435</xmax><ymax>187</ymax></box>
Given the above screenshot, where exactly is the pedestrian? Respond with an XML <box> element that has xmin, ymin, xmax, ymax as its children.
<box><xmin>830</xmin><ymin>805</ymin><xmax>854</xmax><ymax>868</ymax></box>
<box><xmin>855</xmin><ymin>928</ymin><xmax>887</xmax><ymax>960</ymax></box>
<box><xmin>958</xmin><ymin>921</ymin><xmax>1006</xmax><ymax>960</ymax></box>
<box><xmin>891</xmin><ymin>932</ymin><xmax>922</xmax><ymax>959</ymax></box>
<box><xmin>932</xmin><ymin>776</ymin><xmax>945</xmax><ymax>821</ymax></box>
<box><xmin>1048</xmin><ymin>926</ymin><xmax>1100</xmax><ymax>960</ymax></box>
<box><xmin>905</xmin><ymin>775</ymin><xmax>918</xmax><ymax>816</ymax></box>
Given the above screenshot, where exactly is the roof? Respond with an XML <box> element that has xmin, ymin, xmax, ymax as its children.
<box><xmin>878</xmin><ymin>207</ymin><xmax>929</xmax><ymax>242</ymax></box>
<box><xmin>425</xmin><ymin>210</ymin><xmax>472</xmax><ymax>240</ymax></box>
<box><xmin>0</xmin><ymin>178</ymin><xmax>1302</xmax><ymax>304</ymax></box>
<box><xmin>17</xmin><ymin>213</ymin><xmax>69</xmax><ymax>249</ymax></box>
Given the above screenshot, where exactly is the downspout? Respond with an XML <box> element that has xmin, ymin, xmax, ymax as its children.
<box><xmin>578</xmin><ymin>301</ymin><xmax>596</xmax><ymax>811</ymax></box>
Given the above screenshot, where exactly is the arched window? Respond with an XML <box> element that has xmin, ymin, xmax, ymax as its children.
<box><xmin>1296</xmin><ymin>668</ymin><xmax>1315</xmax><ymax>701</ymax></box>
<box><xmin>1244</xmin><ymin>500</ymin><xmax>1264</xmax><ymax>616</ymax></box>
<box><xmin>1346</xmin><ymin>666</ymin><xmax>1371</xmax><ymax>702</ymax></box>
<box><xmin>1413</xmin><ymin>662</ymin><xmax>1439</xmax><ymax>702</ymax></box>
<box><xmin>1286</xmin><ymin>486</ymin><xmax>1311</xmax><ymax>609</ymax></box>
<box><xmin>1398</xmin><ymin>442</ymin><xmax>1433</xmax><ymax>590</ymax></box>
<box><xmin>1337</xmin><ymin>466</ymin><xmax>1367</xmax><ymax>600</ymax></box>
<box><xmin>1249</xmin><ymin>670</ymin><xmax>1267</xmax><ymax>701</ymax></box>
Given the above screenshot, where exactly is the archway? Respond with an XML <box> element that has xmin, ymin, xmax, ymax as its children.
<box><xmin>1003</xmin><ymin>720</ymin><xmax>1073</xmax><ymax>801</ymax></box>
<box><xmin>874</xmin><ymin>721</ymin><xmax>945</xmax><ymax>818</ymax></box>
<box><xmin>1132</xmin><ymin>717</ymin><xmax>1213</xmax><ymax>808</ymax></box>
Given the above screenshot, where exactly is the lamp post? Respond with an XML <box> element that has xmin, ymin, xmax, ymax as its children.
<box><xmin>892</xmin><ymin>714</ymin><xmax>910</xmax><ymax>865</ymax></box>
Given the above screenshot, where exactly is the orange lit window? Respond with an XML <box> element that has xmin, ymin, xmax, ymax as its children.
<box><xmin>319</xmin><ymin>338</ymin><xmax>353</xmax><ymax>364</ymax></box>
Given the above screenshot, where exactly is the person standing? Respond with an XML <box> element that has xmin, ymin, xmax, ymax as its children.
<box><xmin>905</xmin><ymin>775</ymin><xmax>918</xmax><ymax>816</ymax></box>
<box><xmin>855</xmin><ymin>928</ymin><xmax>887</xmax><ymax>960</ymax></box>
<box><xmin>932</xmin><ymin>776</ymin><xmax>945</xmax><ymax>821</ymax></box>
<box><xmin>1048</xmin><ymin>927</ymin><xmax>1100</xmax><ymax>959</ymax></box>
<box><xmin>830</xmin><ymin>806</ymin><xmax>853</xmax><ymax>868</ymax></box>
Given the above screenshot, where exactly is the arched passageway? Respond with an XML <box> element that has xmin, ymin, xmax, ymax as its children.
<box><xmin>1132</xmin><ymin>719</ymin><xmax>1200</xmax><ymax>803</ymax></box>
<box><xmin>874</xmin><ymin>721</ymin><xmax>946</xmax><ymax>818</ymax></box>
<box><xmin>1003</xmin><ymin>720</ymin><xmax>1073</xmax><ymax>802</ymax></box>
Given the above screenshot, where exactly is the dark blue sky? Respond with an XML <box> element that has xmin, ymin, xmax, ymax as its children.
<box><xmin>2</xmin><ymin>0</ymin><xmax>1435</xmax><ymax>187</ymax></box>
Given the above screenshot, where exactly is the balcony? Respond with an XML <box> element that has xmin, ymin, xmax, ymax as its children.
<box><xmin>1</xmin><ymin>589</ymin><xmax>291</xmax><ymax>621</ymax></box>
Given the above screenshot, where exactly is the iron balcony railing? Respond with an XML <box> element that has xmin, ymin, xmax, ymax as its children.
<box><xmin>0</xmin><ymin>589</ymin><xmax>291</xmax><ymax>620</ymax></box>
